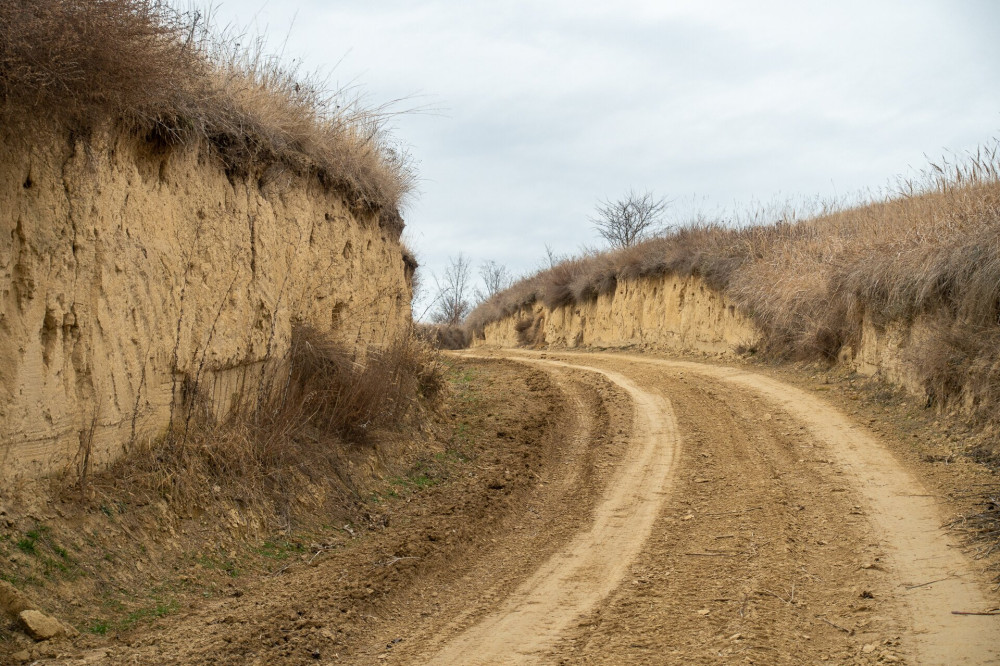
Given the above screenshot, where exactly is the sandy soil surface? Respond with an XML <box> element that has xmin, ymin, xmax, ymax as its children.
<box><xmin>12</xmin><ymin>351</ymin><xmax>1000</xmax><ymax>665</ymax></box>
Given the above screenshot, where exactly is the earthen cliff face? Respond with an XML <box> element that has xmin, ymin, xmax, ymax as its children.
<box><xmin>0</xmin><ymin>124</ymin><xmax>412</xmax><ymax>480</ymax></box>
<box><xmin>474</xmin><ymin>275</ymin><xmax>758</xmax><ymax>354</ymax></box>
<box><xmin>474</xmin><ymin>274</ymin><xmax>931</xmax><ymax>404</ymax></box>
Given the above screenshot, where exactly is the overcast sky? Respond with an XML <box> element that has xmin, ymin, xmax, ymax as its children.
<box><xmin>209</xmin><ymin>0</ymin><xmax>1000</xmax><ymax>311</ymax></box>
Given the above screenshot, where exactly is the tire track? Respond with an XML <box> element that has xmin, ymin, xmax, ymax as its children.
<box><xmin>426</xmin><ymin>355</ymin><xmax>682</xmax><ymax>665</ymax></box>
<box><xmin>508</xmin><ymin>350</ymin><xmax>999</xmax><ymax>665</ymax></box>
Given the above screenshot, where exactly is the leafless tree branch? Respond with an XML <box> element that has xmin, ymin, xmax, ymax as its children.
<box><xmin>591</xmin><ymin>189</ymin><xmax>669</xmax><ymax>248</ymax></box>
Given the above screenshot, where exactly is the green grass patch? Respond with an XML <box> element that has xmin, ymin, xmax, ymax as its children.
<box><xmin>119</xmin><ymin>600</ymin><xmax>178</xmax><ymax>631</ymax></box>
<box><xmin>16</xmin><ymin>537</ymin><xmax>36</xmax><ymax>555</ymax></box>
<box><xmin>10</xmin><ymin>525</ymin><xmax>81</xmax><ymax>580</ymax></box>
<box><xmin>254</xmin><ymin>539</ymin><xmax>304</xmax><ymax>561</ymax></box>
<box><xmin>85</xmin><ymin>599</ymin><xmax>179</xmax><ymax>635</ymax></box>
<box><xmin>87</xmin><ymin>619</ymin><xmax>111</xmax><ymax>635</ymax></box>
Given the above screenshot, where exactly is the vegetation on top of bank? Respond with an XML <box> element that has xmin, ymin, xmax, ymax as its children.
<box><xmin>467</xmin><ymin>145</ymin><xmax>1000</xmax><ymax>430</ymax></box>
<box><xmin>0</xmin><ymin>0</ymin><xmax>414</xmax><ymax>216</ymax></box>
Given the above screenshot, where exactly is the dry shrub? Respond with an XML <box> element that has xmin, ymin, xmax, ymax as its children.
<box><xmin>467</xmin><ymin>144</ymin><xmax>1000</xmax><ymax>432</ymax></box>
<box><xmin>415</xmin><ymin>322</ymin><xmax>469</xmax><ymax>350</ymax></box>
<box><xmin>107</xmin><ymin>325</ymin><xmax>441</xmax><ymax>522</ymax></box>
<box><xmin>0</xmin><ymin>0</ymin><xmax>414</xmax><ymax>214</ymax></box>
<box><xmin>911</xmin><ymin>324</ymin><xmax>1000</xmax><ymax>428</ymax></box>
<box><xmin>514</xmin><ymin>317</ymin><xmax>536</xmax><ymax>346</ymax></box>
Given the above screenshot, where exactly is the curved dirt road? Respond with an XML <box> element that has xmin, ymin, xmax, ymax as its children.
<box><xmin>39</xmin><ymin>350</ymin><xmax>998</xmax><ymax>665</ymax></box>
<box><xmin>427</xmin><ymin>360</ymin><xmax>681</xmax><ymax>664</ymax></box>
<box><xmin>415</xmin><ymin>350</ymin><xmax>998</xmax><ymax>665</ymax></box>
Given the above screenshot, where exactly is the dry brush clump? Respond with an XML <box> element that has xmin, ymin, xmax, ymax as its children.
<box><xmin>101</xmin><ymin>324</ymin><xmax>442</xmax><ymax>526</ymax></box>
<box><xmin>468</xmin><ymin>145</ymin><xmax>1000</xmax><ymax>433</ymax></box>
<box><xmin>415</xmin><ymin>323</ymin><xmax>469</xmax><ymax>350</ymax></box>
<box><xmin>0</xmin><ymin>0</ymin><xmax>414</xmax><ymax>214</ymax></box>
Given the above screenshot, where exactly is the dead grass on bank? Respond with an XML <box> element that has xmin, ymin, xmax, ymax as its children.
<box><xmin>415</xmin><ymin>323</ymin><xmax>469</xmax><ymax>350</ymax></box>
<box><xmin>101</xmin><ymin>325</ymin><xmax>443</xmax><ymax>527</ymax></box>
<box><xmin>0</xmin><ymin>0</ymin><xmax>414</xmax><ymax>214</ymax></box>
<box><xmin>467</xmin><ymin>146</ymin><xmax>1000</xmax><ymax>433</ymax></box>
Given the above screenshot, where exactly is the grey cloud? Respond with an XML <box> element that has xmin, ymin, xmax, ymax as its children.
<box><xmin>211</xmin><ymin>0</ymin><xmax>1000</xmax><ymax>308</ymax></box>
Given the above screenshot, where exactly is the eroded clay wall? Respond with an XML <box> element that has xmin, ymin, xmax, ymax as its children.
<box><xmin>475</xmin><ymin>275</ymin><xmax>759</xmax><ymax>355</ymax></box>
<box><xmin>475</xmin><ymin>273</ymin><xmax>942</xmax><ymax>410</ymax></box>
<box><xmin>0</xmin><ymin>124</ymin><xmax>412</xmax><ymax>481</ymax></box>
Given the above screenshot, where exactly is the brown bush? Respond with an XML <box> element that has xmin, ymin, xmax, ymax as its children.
<box><xmin>109</xmin><ymin>325</ymin><xmax>441</xmax><ymax>521</ymax></box>
<box><xmin>0</xmin><ymin>0</ymin><xmax>413</xmax><ymax>214</ymax></box>
<box><xmin>415</xmin><ymin>323</ymin><xmax>469</xmax><ymax>350</ymax></box>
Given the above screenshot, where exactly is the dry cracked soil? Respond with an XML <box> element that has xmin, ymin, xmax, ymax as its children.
<box><xmin>7</xmin><ymin>350</ymin><xmax>1000</xmax><ymax>665</ymax></box>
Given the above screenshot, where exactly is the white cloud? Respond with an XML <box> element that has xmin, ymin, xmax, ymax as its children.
<box><xmin>210</xmin><ymin>0</ymin><xmax>1000</xmax><ymax>301</ymax></box>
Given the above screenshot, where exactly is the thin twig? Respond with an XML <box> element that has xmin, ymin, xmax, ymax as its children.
<box><xmin>705</xmin><ymin>507</ymin><xmax>762</xmax><ymax>517</ymax></box>
<box><xmin>757</xmin><ymin>586</ymin><xmax>795</xmax><ymax>605</ymax></box>
<box><xmin>951</xmin><ymin>609</ymin><xmax>1000</xmax><ymax>616</ymax></box>
<box><xmin>906</xmin><ymin>577</ymin><xmax>951</xmax><ymax>590</ymax></box>
<box><xmin>816</xmin><ymin>615</ymin><xmax>852</xmax><ymax>634</ymax></box>
<box><xmin>684</xmin><ymin>552</ymin><xmax>736</xmax><ymax>557</ymax></box>
<box><xmin>270</xmin><ymin>561</ymin><xmax>295</xmax><ymax>576</ymax></box>
<box><xmin>374</xmin><ymin>556</ymin><xmax>419</xmax><ymax>567</ymax></box>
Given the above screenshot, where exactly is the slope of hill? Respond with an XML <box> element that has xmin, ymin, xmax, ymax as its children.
<box><xmin>468</xmin><ymin>149</ymin><xmax>1000</xmax><ymax>456</ymax></box>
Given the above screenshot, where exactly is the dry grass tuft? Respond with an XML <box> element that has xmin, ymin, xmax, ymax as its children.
<box><xmin>0</xmin><ymin>0</ymin><xmax>414</xmax><ymax>214</ymax></box>
<box><xmin>415</xmin><ymin>323</ymin><xmax>469</xmax><ymax>350</ymax></box>
<box><xmin>468</xmin><ymin>144</ymin><xmax>1000</xmax><ymax>436</ymax></box>
<box><xmin>106</xmin><ymin>325</ymin><xmax>441</xmax><ymax>524</ymax></box>
<box><xmin>948</xmin><ymin>493</ymin><xmax>1000</xmax><ymax>582</ymax></box>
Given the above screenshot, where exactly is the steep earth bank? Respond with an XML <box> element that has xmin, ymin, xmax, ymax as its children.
<box><xmin>474</xmin><ymin>273</ymin><xmax>956</xmax><ymax>407</ymax></box>
<box><xmin>476</xmin><ymin>275</ymin><xmax>756</xmax><ymax>354</ymax></box>
<box><xmin>0</xmin><ymin>122</ymin><xmax>413</xmax><ymax>481</ymax></box>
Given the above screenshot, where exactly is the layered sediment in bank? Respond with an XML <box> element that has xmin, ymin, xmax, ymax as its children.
<box><xmin>0</xmin><ymin>123</ymin><xmax>413</xmax><ymax>480</ymax></box>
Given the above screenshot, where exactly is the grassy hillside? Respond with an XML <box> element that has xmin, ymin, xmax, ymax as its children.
<box><xmin>468</xmin><ymin>147</ymin><xmax>1000</xmax><ymax>439</ymax></box>
<box><xmin>0</xmin><ymin>0</ymin><xmax>413</xmax><ymax>217</ymax></box>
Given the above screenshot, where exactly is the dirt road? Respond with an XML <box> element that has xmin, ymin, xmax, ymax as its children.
<box><xmin>413</xmin><ymin>350</ymin><xmax>998</xmax><ymax>665</ymax></box>
<box><xmin>35</xmin><ymin>350</ymin><xmax>998</xmax><ymax>664</ymax></box>
<box><xmin>425</xmin><ymin>360</ymin><xmax>680</xmax><ymax>664</ymax></box>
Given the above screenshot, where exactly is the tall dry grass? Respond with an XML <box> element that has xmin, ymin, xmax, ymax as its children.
<box><xmin>108</xmin><ymin>325</ymin><xmax>442</xmax><ymax>523</ymax></box>
<box><xmin>415</xmin><ymin>323</ymin><xmax>469</xmax><ymax>350</ymax></box>
<box><xmin>468</xmin><ymin>145</ymin><xmax>1000</xmax><ymax>429</ymax></box>
<box><xmin>0</xmin><ymin>0</ymin><xmax>414</xmax><ymax>215</ymax></box>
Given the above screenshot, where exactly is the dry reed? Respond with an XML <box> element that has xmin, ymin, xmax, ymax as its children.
<box><xmin>106</xmin><ymin>325</ymin><xmax>441</xmax><ymax>524</ymax></box>
<box><xmin>0</xmin><ymin>0</ymin><xmax>414</xmax><ymax>214</ymax></box>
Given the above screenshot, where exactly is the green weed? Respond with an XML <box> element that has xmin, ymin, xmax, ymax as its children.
<box><xmin>254</xmin><ymin>540</ymin><xmax>304</xmax><ymax>561</ymax></box>
<box><xmin>88</xmin><ymin>619</ymin><xmax>111</xmax><ymax>635</ymax></box>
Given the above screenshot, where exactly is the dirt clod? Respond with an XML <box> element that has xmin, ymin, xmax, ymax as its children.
<box><xmin>18</xmin><ymin>610</ymin><xmax>70</xmax><ymax>641</ymax></box>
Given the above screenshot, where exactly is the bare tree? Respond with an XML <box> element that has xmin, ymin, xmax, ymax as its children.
<box><xmin>591</xmin><ymin>189</ymin><xmax>669</xmax><ymax>248</ymax></box>
<box><xmin>476</xmin><ymin>260</ymin><xmax>512</xmax><ymax>303</ymax></box>
<box><xmin>431</xmin><ymin>254</ymin><xmax>473</xmax><ymax>326</ymax></box>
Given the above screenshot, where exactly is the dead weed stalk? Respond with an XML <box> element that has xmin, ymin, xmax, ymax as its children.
<box><xmin>101</xmin><ymin>324</ymin><xmax>442</xmax><ymax>528</ymax></box>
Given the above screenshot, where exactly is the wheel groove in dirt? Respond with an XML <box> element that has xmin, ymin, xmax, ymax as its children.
<box><xmin>426</xmin><ymin>355</ymin><xmax>682</xmax><ymax>664</ymax></box>
<box><xmin>508</xmin><ymin>350</ymin><xmax>999</xmax><ymax>665</ymax></box>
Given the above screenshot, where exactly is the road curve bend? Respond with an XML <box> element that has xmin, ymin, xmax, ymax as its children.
<box><xmin>428</xmin><ymin>356</ymin><xmax>682</xmax><ymax>664</ymax></box>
